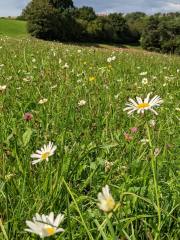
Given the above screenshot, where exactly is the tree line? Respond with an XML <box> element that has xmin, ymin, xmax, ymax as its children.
<box><xmin>19</xmin><ymin>0</ymin><xmax>180</xmax><ymax>54</ymax></box>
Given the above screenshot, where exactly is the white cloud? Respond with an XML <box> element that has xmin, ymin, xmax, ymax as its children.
<box><xmin>164</xmin><ymin>2</ymin><xmax>180</xmax><ymax>11</ymax></box>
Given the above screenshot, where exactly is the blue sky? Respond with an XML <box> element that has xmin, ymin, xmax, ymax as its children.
<box><xmin>0</xmin><ymin>0</ymin><xmax>180</xmax><ymax>17</ymax></box>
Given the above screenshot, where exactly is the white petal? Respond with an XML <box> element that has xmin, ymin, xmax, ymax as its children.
<box><xmin>48</xmin><ymin>212</ymin><xmax>54</xmax><ymax>225</ymax></box>
<box><xmin>31</xmin><ymin>153</ymin><xmax>41</xmax><ymax>159</ymax></box>
<box><xmin>26</xmin><ymin>221</ymin><xmax>41</xmax><ymax>234</ymax></box>
<box><xmin>35</xmin><ymin>213</ymin><xmax>42</xmax><ymax>222</ymax></box>
<box><xmin>54</xmin><ymin>214</ymin><xmax>64</xmax><ymax>227</ymax></box>
<box><xmin>98</xmin><ymin>192</ymin><xmax>104</xmax><ymax>201</ymax></box>
<box><xmin>149</xmin><ymin>108</ymin><xmax>158</xmax><ymax>115</ymax></box>
<box><xmin>129</xmin><ymin>98</ymin><xmax>138</xmax><ymax>106</ymax></box>
<box><xmin>42</xmin><ymin>214</ymin><xmax>47</xmax><ymax>223</ymax></box>
<box><xmin>144</xmin><ymin>93</ymin><xmax>151</xmax><ymax>103</ymax></box>
<box><xmin>56</xmin><ymin>228</ymin><xmax>65</xmax><ymax>233</ymax></box>
<box><xmin>123</xmin><ymin>107</ymin><xmax>134</xmax><ymax>111</ymax></box>
<box><xmin>32</xmin><ymin>159</ymin><xmax>42</xmax><ymax>165</ymax></box>
<box><xmin>136</xmin><ymin>97</ymin><xmax>143</xmax><ymax>104</ymax></box>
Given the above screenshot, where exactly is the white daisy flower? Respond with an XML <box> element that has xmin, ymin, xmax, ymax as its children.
<box><xmin>123</xmin><ymin>93</ymin><xmax>163</xmax><ymax>115</ymax></box>
<box><xmin>78</xmin><ymin>100</ymin><xmax>86</xmax><ymax>107</ymax></box>
<box><xmin>142</xmin><ymin>78</ymin><xmax>148</xmax><ymax>85</ymax></box>
<box><xmin>38</xmin><ymin>98</ymin><xmax>48</xmax><ymax>104</ymax></box>
<box><xmin>139</xmin><ymin>71</ymin><xmax>147</xmax><ymax>76</ymax></box>
<box><xmin>31</xmin><ymin>142</ymin><xmax>57</xmax><ymax>165</ymax></box>
<box><xmin>97</xmin><ymin>185</ymin><xmax>115</xmax><ymax>212</ymax></box>
<box><xmin>107</xmin><ymin>57</ymin><xmax>112</xmax><ymax>63</ymax></box>
<box><xmin>62</xmin><ymin>63</ymin><xmax>69</xmax><ymax>69</ymax></box>
<box><xmin>149</xmin><ymin>119</ymin><xmax>156</xmax><ymax>127</ymax></box>
<box><xmin>25</xmin><ymin>212</ymin><xmax>64</xmax><ymax>238</ymax></box>
<box><xmin>111</xmin><ymin>56</ymin><xmax>116</xmax><ymax>61</ymax></box>
<box><xmin>0</xmin><ymin>85</ymin><xmax>7</xmax><ymax>91</ymax></box>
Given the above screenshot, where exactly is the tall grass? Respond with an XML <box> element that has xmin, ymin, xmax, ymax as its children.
<box><xmin>0</xmin><ymin>37</ymin><xmax>179</xmax><ymax>239</ymax></box>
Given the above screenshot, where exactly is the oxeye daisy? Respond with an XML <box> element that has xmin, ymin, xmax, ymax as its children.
<box><xmin>31</xmin><ymin>142</ymin><xmax>57</xmax><ymax>165</ymax></box>
<box><xmin>0</xmin><ymin>85</ymin><xmax>7</xmax><ymax>91</ymax></box>
<box><xmin>25</xmin><ymin>212</ymin><xmax>64</xmax><ymax>238</ymax></box>
<box><xmin>97</xmin><ymin>185</ymin><xmax>115</xmax><ymax>212</ymax></box>
<box><xmin>124</xmin><ymin>93</ymin><xmax>163</xmax><ymax>115</ymax></box>
<box><xmin>78</xmin><ymin>100</ymin><xmax>86</xmax><ymax>107</ymax></box>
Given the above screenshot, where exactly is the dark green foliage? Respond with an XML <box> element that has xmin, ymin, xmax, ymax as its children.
<box><xmin>74</xmin><ymin>6</ymin><xmax>96</xmax><ymax>21</ymax></box>
<box><xmin>108</xmin><ymin>13</ymin><xmax>131</xmax><ymax>43</ymax></box>
<box><xmin>86</xmin><ymin>17</ymin><xmax>115</xmax><ymax>43</ymax></box>
<box><xmin>125</xmin><ymin>12</ymin><xmax>147</xmax><ymax>43</ymax></box>
<box><xmin>48</xmin><ymin>0</ymin><xmax>74</xmax><ymax>9</ymax></box>
<box><xmin>26</xmin><ymin>0</ymin><xmax>79</xmax><ymax>41</ymax></box>
<box><xmin>23</xmin><ymin>0</ymin><xmax>180</xmax><ymax>54</ymax></box>
<box><xmin>141</xmin><ymin>14</ymin><xmax>180</xmax><ymax>54</ymax></box>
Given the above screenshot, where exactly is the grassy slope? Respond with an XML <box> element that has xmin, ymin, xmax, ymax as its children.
<box><xmin>0</xmin><ymin>37</ymin><xmax>179</xmax><ymax>239</ymax></box>
<box><xmin>0</xmin><ymin>19</ymin><xmax>27</xmax><ymax>37</ymax></box>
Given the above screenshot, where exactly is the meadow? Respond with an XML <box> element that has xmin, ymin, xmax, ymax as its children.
<box><xmin>0</xmin><ymin>19</ymin><xmax>27</xmax><ymax>38</ymax></box>
<box><xmin>0</xmin><ymin>32</ymin><xmax>179</xmax><ymax>239</ymax></box>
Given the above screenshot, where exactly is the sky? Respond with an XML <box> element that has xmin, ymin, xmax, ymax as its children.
<box><xmin>0</xmin><ymin>0</ymin><xmax>180</xmax><ymax>17</ymax></box>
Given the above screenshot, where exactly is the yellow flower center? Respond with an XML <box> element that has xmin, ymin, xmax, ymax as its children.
<box><xmin>89</xmin><ymin>76</ymin><xmax>95</xmax><ymax>81</ymax></box>
<box><xmin>44</xmin><ymin>226</ymin><xmax>56</xmax><ymax>236</ymax></box>
<box><xmin>41</xmin><ymin>152</ymin><xmax>50</xmax><ymax>160</ymax></box>
<box><xmin>137</xmin><ymin>103</ymin><xmax>150</xmax><ymax>109</ymax></box>
<box><xmin>106</xmin><ymin>197</ymin><xmax>115</xmax><ymax>211</ymax></box>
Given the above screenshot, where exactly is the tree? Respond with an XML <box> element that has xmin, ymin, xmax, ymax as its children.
<box><xmin>87</xmin><ymin>16</ymin><xmax>114</xmax><ymax>42</ymax></box>
<box><xmin>108</xmin><ymin>13</ymin><xmax>131</xmax><ymax>43</ymax></box>
<box><xmin>74</xmin><ymin>6</ymin><xmax>96</xmax><ymax>21</ymax></box>
<box><xmin>140</xmin><ymin>16</ymin><xmax>161</xmax><ymax>51</ymax></box>
<box><xmin>125</xmin><ymin>12</ymin><xmax>147</xmax><ymax>43</ymax></box>
<box><xmin>48</xmin><ymin>0</ymin><xmax>74</xmax><ymax>9</ymax></box>
<box><xmin>26</xmin><ymin>0</ymin><xmax>79</xmax><ymax>41</ymax></box>
<box><xmin>141</xmin><ymin>14</ymin><xmax>180</xmax><ymax>54</ymax></box>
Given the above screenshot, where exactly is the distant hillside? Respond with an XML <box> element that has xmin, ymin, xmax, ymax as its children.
<box><xmin>0</xmin><ymin>19</ymin><xmax>27</xmax><ymax>37</ymax></box>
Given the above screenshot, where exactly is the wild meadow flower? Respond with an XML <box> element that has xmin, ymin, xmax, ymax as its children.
<box><xmin>78</xmin><ymin>100</ymin><xmax>86</xmax><ymax>107</ymax></box>
<box><xmin>130</xmin><ymin>127</ymin><xmax>138</xmax><ymax>133</ymax></box>
<box><xmin>31</xmin><ymin>142</ymin><xmax>57</xmax><ymax>165</ymax></box>
<box><xmin>89</xmin><ymin>76</ymin><xmax>96</xmax><ymax>81</ymax></box>
<box><xmin>139</xmin><ymin>71</ymin><xmax>147</xmax><ymax>76</ymax></box>
<box><xmin>0</xmin><ymin>85</ymin><xmax>6</xmax><ymax>91</ymax></box>
<box><xmin>51</xmin><ymin>84</ymin><xmax>57</xmax><ymax>89</ymax></box>
<box><xmin>142</xmin><ymin>78</ymin><xmax>148</xmax><ymax>84</ymax></box>
<box><xmin>114</xmin><ymin>94</ymin><xmax>119</xmax><ymax>99</ymax></box>
<box><xmin>124</xmin><ymin>132</ymin><xmax>133</xmax><ymax>141</ymax></box>
<box><xmin>97</xmin><ymin>185</ymin><xmax>115</xmax><ymax>212</ymax></box>
<box><xmin>140</xmin><ymin>138</ymin><xmax>149</xmax><ymax>144</ymax></box>
<box><xmin>62</xmin><ymin>63</ymin><xmax>69</xmax><ymax>69</ymax></box>
<box><xmin>154</xmin><ymin>148</ymin><xmax>161</xmax><ymax>157</ymax></box>
<box><xmin>107</xmin><ymin>56</ymin><xmax>116</xmax><ymax>63</ymax></box>
<box><xmin>149</xmin><ymin>119</ymin><xmax>156</xmax><ymax>127</ymax></box>
<box><xmin>124</xmin><ymin>93</ymin><xmax>163</xmax><ymax>115</ymax></box>
<box><xmin>25</xmin><ymin>212</ymin><xmax>64</xmax><ymax>238</ymax></box>
<box><xmin>105</xmin><ymin>161</ymin><xmax>114</xmax><ymax>173</ymax></box>
<box><xmin>38</xmin><ymin>98</ymin><xmax>48</xmax><ymax>104</ymax></box>
<box><xmin>23</xmin><ymin>112</ymin><xmax>33</xmax><ymax>121</ymax></box>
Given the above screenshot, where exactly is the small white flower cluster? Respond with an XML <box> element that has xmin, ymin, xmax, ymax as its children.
<box><xmin>0</xmin><ymin>85</ymin><xmax>6</xmax><ymax>91</ymax></box>
<box><xmin>107</xmin><ymin>56</ymin><xmax>116</xmax><ymax>63</ymax></box>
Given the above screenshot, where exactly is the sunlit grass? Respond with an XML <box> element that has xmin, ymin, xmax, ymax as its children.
<box><xmin>0</xmin><ymin>19</ymin><xmax>27</xmax><ymax>37</ymax></box>
<box><xmin>0</xmin><ymin>37</ymin><xmax>179</xmax><ymax>239</ymax></box>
